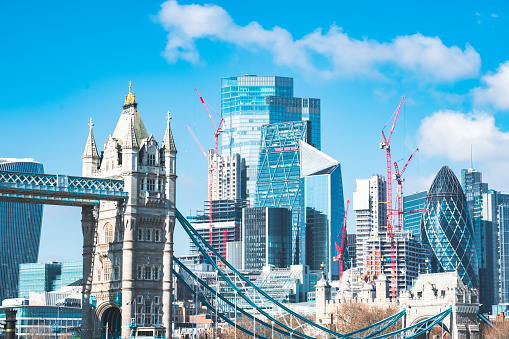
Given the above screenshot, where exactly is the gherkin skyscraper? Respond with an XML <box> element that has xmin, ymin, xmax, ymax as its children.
<box><xmin>421</xmin><ymin>166</ymin><xmax>479</xmax><ymax>288</ymax></box>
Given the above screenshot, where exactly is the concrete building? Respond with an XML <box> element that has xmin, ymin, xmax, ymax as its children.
<box><xmin>221</xmin><ymin>75</ymin><xmax>320</xmax><ymax>205</ymax></box>
<box><xmin>364</xmin><ymin>232</ymin><xmax>430</xmax><ymax>292</ymax></box>
<box><xmin>209</xmin><ymin>151</ymin><xmax>245</xmax><ymax>201</ymax></box>
<box><xmin>81</xmin><ymin>83</ymin><xmax>177</xmax><ymax>339</ymax></box>
<box><xmin>0</xmin><ymin>158</ymin><xmax>44</xmax><ymax>302</ymax></box>
<box><xmin>353</xmin><ymin>175</ymin><xmax>387</xmax><ymax>273</ymax></box>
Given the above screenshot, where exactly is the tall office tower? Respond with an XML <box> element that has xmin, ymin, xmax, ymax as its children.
<box><xmin>82</xmin><ymin>84</ymin><xmax>177</xmax><ymax>339</ymax></box>
<box><xmin>498</xmin><ymin>204</ymin><xmax>509</xmax><ymax>304</ymax></box>
<box><xmin>209</xmin><ymin>152</ymin><xmax>245</xmax><ymax>201</ymax></box>
<box><xmin>402</xmin><ymin>191</ymin><xmax>427</xmax><ymax>237</ymax></box>
<box><xmin>0</xmin><ymin>158</ymin><xmax>44</xmax><ymax>303</ymax></box>
<box><xmin>301</xmin><ymin>141</ymin><xmax>345</xmax><ymax>281</ymax></box>
<box><xmin>353</xmin><ymin>175</ymin><xmax>387</xmax><ymax>273</ymax></box>
<box><xmin>242</xmin><ymin>207</ymin><xmax>292</xmax><ymax>270</ymax></box>
<box><xmin>462</xmin><ymin>168</ymin><xmax>493</xmax><ymax>310</ymax></box>
<box><xmin>481</xmin><ymin>190</ymin><xmax>509</xmax><ymax>308</ymax></box>
<box><xmin>221</xmin><ymin>75</ymin><xmax>320</xmax><ymax>205</ymax></box>
<box><xmin>347</xmin><ymin>234</ymin><xmax>357</xmax><ymax>268</ymax></box>
<box><xmin>188</xmin><ymin>200</ymin><xmax>243</xmax><ymax>260</ymax></box>
<box><xmin>256</xmin><ymin>121</ymin><xmax>312</xmax><ymax>264</ymax></box>
<box><xmin>421</xmin><ymin>166</ymin><xmax>479</xmax><ymax>288</ymax></box>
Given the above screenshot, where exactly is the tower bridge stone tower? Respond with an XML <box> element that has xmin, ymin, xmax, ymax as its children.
<box><xmin>81</xmin><ymin>83</ymin><xmax>177</xmax><ymax>339</ymax></box>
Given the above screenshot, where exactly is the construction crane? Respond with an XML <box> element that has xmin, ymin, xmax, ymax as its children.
<box><xmin>195</xmin><ymin>88</ymin><xmax>224</xmax><ymax>155</ymax></box>
<box><xmin>333</xmin><ymin>200</ymin><xmax>350</xmax><ymax>281</ymax></box>
<box><xmin>393</xmin><ymin>148</ymin><xmax>419</xmax><ymax>231</ymax></box>
<box><xmin>187</xmin><ymin>126</ymin><xmax>215</xmax><ymax>253</ymax></box>
<box><xmin>379</xmin><ymin>95</ymin><xmax>405</xmax><ymax>300</ymax></box>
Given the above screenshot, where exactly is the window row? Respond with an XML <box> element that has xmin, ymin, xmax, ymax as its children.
<box><xmin>138</xmin><ymin>228</ymin><xmax>162</xmax><ymax>242</ymax></box>
<box><xmin>137</xmin><ymin>265</ymin><xmax>161</xmax><ymax>280</ymax></box>
<box><xmin>96</xmin><ymin>263</ymin><xmax>121</xmax><ymax>282</ymax></box>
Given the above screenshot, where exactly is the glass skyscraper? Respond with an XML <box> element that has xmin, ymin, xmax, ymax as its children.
<box><xmin>301</xmin><ymin>141</ymin><xmax>345</xmax><ymax>281</ymax></box>
<box><xmin>0</xmin><ymin>158</ymin><xmax>44</xmax><ymax>302</ymax></box>
<box><xmin>221</xmin><ymin>75</ymin><xmax>320</xmax><ymax>205</ymax></box>
<box><xmin>242</xmin><ymin>207</ymin><xmax>292</xmax><ymax>270</ymax></box>
<box><xmin>255</xmin><ymin>120</ymin><xmax>311</xmax><ymax>264</ymax></box>
<box><xmin>421</xmin><ymin>166</ymin><xmax>479</xmax><ymax>288</ymax></box>
<box><xmin>402</xmin><ymin>191</ymin><xmax>427</xmax><ymax>237</ymax></box>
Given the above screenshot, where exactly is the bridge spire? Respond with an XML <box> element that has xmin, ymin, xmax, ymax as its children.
<box><xmin>122</xmin><ymin>114</ymin><xmax>139</xmax><ymax>149</ymax></box>
<box><xmin>83</xmin><ymin>118</ymin><xmax>99</xmax><ymax>159</ymax></box>
<box><xmin>162</xmin><ymin>110</ymin><xmax>177</xmax><ymax>153</ymax></box>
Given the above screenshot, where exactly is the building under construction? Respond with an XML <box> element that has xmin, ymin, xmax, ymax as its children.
<box><xmin>188</xmin><ymin>200</ymin><xmax>245</xmax><ymax>262</ymax></box>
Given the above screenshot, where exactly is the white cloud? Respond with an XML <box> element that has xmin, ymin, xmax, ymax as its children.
<box><xmin>417</xmin><ymin>110</ymin><xmax>509</xmax><ymax>190</ymax></box>
<box><xmin>473</xmin><ymin>61</ymin><xmax>509</xmax><ymax>110</ymax></box>
<box><xmin>417</xmin><ymin>110</ymin><xmax>509</xmax><ymax>162</ymax></box>
<box><xmin>156</xmin><ymin>0</ymin><xmax>481</xmax><ymax>82</ymax></box>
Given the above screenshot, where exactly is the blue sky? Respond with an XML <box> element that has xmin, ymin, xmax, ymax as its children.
<box><xmin>1</xmin><ymin>1</ymin><xmax>509</xmax><ymax>262</ymax></box>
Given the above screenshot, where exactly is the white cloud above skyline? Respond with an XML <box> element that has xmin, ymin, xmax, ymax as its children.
<box><xmin>417</xmin><ymin>110</ymin><xmax>509</xmax><ymax>191</ymax></box>
<box><xmin>156</xmin><ymin>0</ymin><xmax>481</xmax><ymax>82</ymax></box>
<box><xmin>473</xmin><ymin>61</ymin><xmax>509</xmax><ymax>110</ymax></box>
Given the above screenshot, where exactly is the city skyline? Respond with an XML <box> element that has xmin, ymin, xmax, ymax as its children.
<box><xmin>1</xmin><ymin>1</ymin><xmax>509</xmax><ymax>261</ymax></box>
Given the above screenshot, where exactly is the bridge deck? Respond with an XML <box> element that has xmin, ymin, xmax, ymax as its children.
<box><xmin>0</xmin><ymin>171</ymin><xmax>127</xmax><ymax>206</ymax></box>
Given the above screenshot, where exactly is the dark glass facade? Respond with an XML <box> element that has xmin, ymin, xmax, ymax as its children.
<box><xmin>242</xmin><ymin>207</ymin><xmax>292</xmax><ymax>270</ymax></box>
<box><xmin>304</xmin><ymin>164</ymin><xmax>345</xmax><ymax>281</ymax></box>
<box><xmin>0</xmin><ymin>158</ymin><xmax>44</xmax><ymax>302</ymax></box>
<box><xmin>402</xmin><ymin>191</ymin><xmax>427</xmax><ymax>237</ymax></box>
<box><xmin>421</xmin><ymin>166</ymin><xmax>479</xmax><ymax>288</ymax></box>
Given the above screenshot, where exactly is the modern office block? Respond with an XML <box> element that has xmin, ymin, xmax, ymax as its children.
<box><xmin>242</xmin><ymin>207</ymin><xmax>292</xmax><ymax>270</ymax></box>
<box><xmin>221</xmin><ymin>75</ymin><xmax>320</xmax><ymax>204</ymax></box>
<box><xmin>353</xmin><ymin>175</ymin><xmax>387</xmax><ymax>273</ymax></box>
<box><xmin>402</xmin><ymin>191</ymin><xmax>427</xmax><ymax>237</ymax></box>
<box><xmin>421</xmin><ymin>166</ymin><xmax>479</xmax><ymax>288</ymax></box>
<box><xmin>301</xmin><ymin>141</ymin><xmax>344</xmax><ymax>281</ymax></box>
<box><xmin>255</xmin><ymin>120</ymin><xmax>312</xmax><ymax>264</ymax></box>
<box><xmin>18</xmin><ymin>261</ymin><xmax>82</xmax><ymax>298</ymax></box>
<box><xmin>209</xmin><ymin>152</ymin><xmax>245</xmax><ymax>201</ymax></box>
<box><xmin>0</xmin><ymin>158</ymin><xmax>44</xmax><ymax>303</ymax></box>
<box><xmin>482</xmin><ymin>190</ymin><xmax>509</xmax><ymax>307</ymax></box>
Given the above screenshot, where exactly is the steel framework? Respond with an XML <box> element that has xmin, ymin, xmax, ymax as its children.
<box><xmin>0</xmin><ymin>170</ymin><xmax>127</xmax><ymax>206</ymax></box>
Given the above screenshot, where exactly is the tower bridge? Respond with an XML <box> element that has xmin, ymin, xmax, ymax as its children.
<box><xmin>0</xmin><ymin>84</ymin><xmax>488</xmax><ymax>339</ymax></box>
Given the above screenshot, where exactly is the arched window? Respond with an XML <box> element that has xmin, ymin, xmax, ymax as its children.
<box><xmin>104</xmin><ymin>223</ymin><xmax>114</xmax><ymax>243</ymax></box>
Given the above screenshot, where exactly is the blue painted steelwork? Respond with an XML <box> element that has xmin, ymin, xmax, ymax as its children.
<box><xmin>0</xmin><ymin>171</ymin><xmax>127</xmax><ymax>206</ymax></box>
<box><xmin>176</xmin><ymin>208</ymin><xmax>453</xmax><ymax>339</ymax></box>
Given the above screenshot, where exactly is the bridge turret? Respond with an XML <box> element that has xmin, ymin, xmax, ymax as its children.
<box><xmin>121</xmin><ymin>113</ymin><xmax>139</xmax><ymax>174</ymax></box>
<box><xmin>82</xmin><ymin>118</ymin><xmax>100</xmax><ymax>177</ymax></box>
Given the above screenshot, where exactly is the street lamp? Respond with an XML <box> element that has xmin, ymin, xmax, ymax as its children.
<box><xmin>54</xmin><ymin>302</ymin><xmax>64</xmax><ymax>339</ymax></box>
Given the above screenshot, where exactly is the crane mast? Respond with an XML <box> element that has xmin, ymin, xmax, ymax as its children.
<box><xmin>379</xmin><ymin>95</ymin><xmax>405</xmax><ymax>300</ymax></box>
<box><xmin>394</xmin><ymin>148</ymin><xmax>419</xmax><ymax>230</ymax></box>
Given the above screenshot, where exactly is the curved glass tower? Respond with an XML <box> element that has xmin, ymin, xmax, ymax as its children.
<box><xmin>0</xmin><ymin>158</ymin><xmax>44</xmax><ymax>302</ymax></box>
<box><xmin>421</xmin><ymin>166</ymin><xmax>479</xmax><ymax>288</ymax></box>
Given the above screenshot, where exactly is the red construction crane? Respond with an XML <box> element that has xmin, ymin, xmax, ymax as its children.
<box><xmin>195</xmin><ymin>88</ymin><xmax>224</xmax><ymax>155</ymax></box>
<box><xmin>393</xmin><ymin>148</ymin><xmax>419</xmax><ymax>231</ymax></box>
<box><xmin>187</xmin><ymin>126</ymin><xmax>215</xmax><ymax>253</ymax></box>
<box><xmin>379</xmin><ymin>95</ymin><xmax>405</xmax><ymax>300</ymax></box>
<box><xmin>336</xmin><ymin>200</ymin><xmax>350</xmax><ymax>281</ymax></box>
